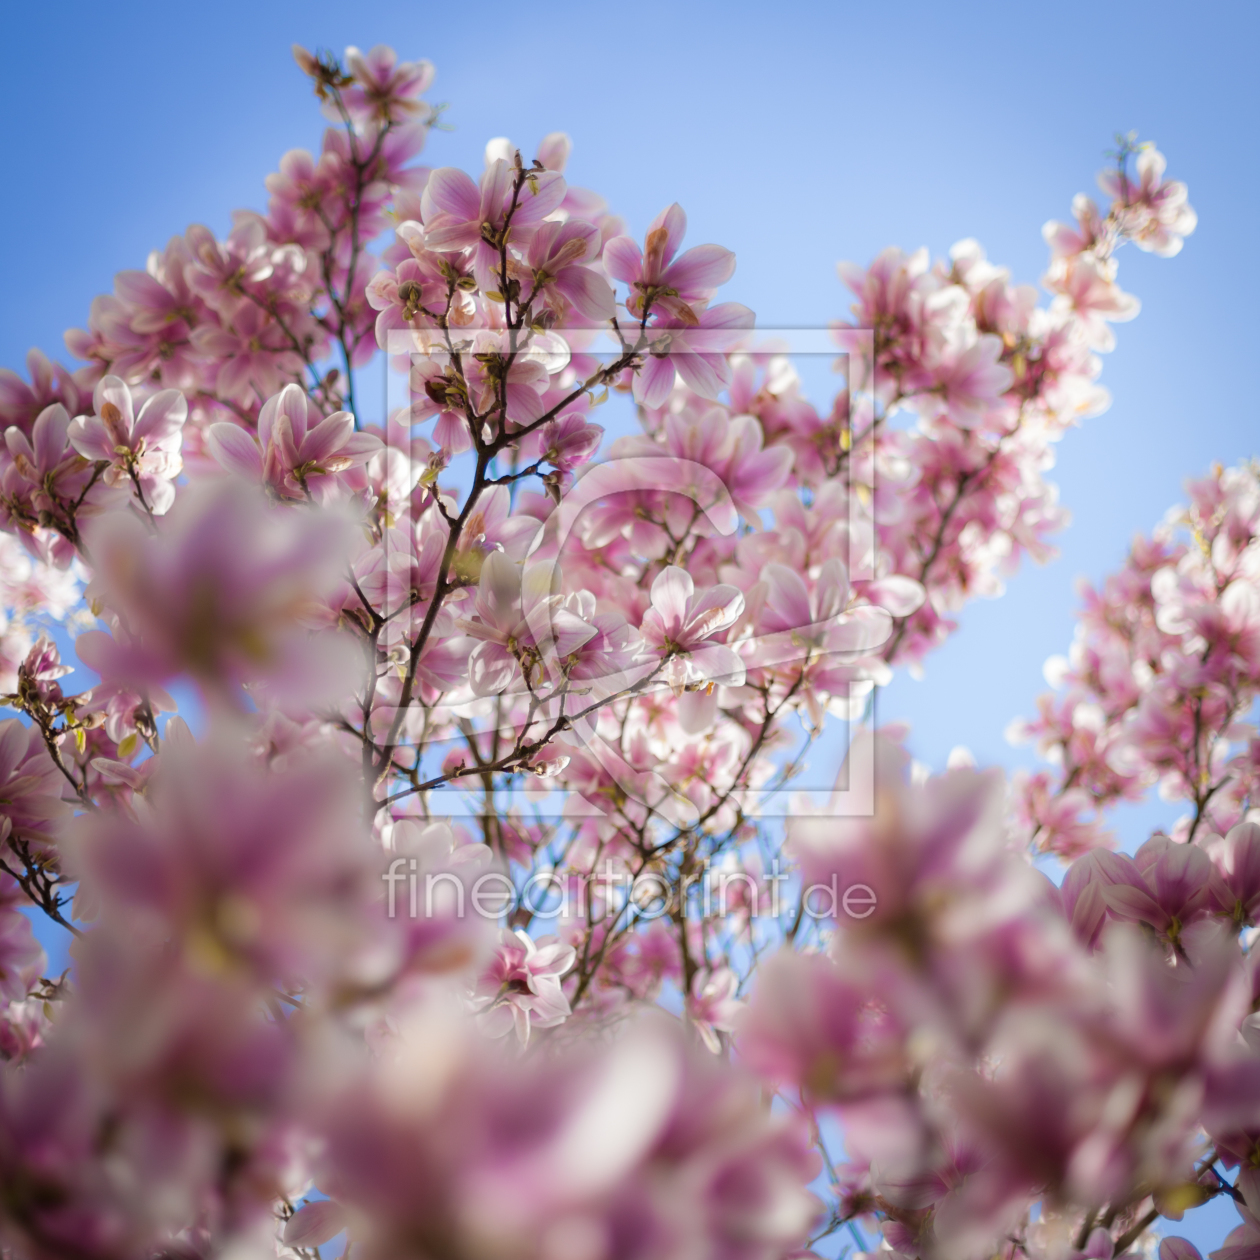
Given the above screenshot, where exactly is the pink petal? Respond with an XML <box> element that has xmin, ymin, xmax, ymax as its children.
<box><xmin>536</xmin><ymin>132</ymin><xmax>571</xmax><ymax>172</ymax></box>
<box><xmin>1160</xmin><ymin>1240</ymin><xmax>1203</xmax><ymax>1260</ymax></box>
<box><xmin>133</xmin><ymin>390</ymin><xmax>188</xmax><ymax>444</ymax></box>
<box><xmin>687</xmin><ymin>583</ymin><xmax>745</xmax><ymax>637</ymax></box>
<box><xmin>113</xmin><ymin>270</ymin><xmax>172</xmax><ymax>310</ymax></box>
<box><xmin>298</xmin><ymin>412</ymin><xmax>355</xmax><ymax>464</ymax></box>
<box><xmin>206</xmin><ymin>423</ymin><xmax>264</xmax><ymax>480</ymax></box>
<box><xmin>0</xmin><ymin>721</ymin><xmax>28</xmax><ymax>783</ymax></box>
<box><xmin>662</xmin><ymin>243</ymin><xmax>736</xmax><ymax>295</ymax></box>
<box><xmin>67</xmin><ymin>415</ymin><xmax>114</xmax><ymax>462</ymax></box>
<box><xmin>688</xmin><ymin>642</ymin><xmax>746</xmax><ymax>686</ymax></box>
<box><xmin>762</xmin><ymin>564</ymin><xmax>813</xmax><ymax>631</ymax></box>
<box><xmin>633</xmin><ymin>355</ymin><xmax>677</xmax><ymax>409</ymax></box>
<box><xmin>650</xmin><ymin>566</ymin><xmax>694</xmax><ymax>626</ymax></box>
<box><xmin>92</xmin><ymin>375</ymin><xmax>135</xmax><ymax>429</ymax></box>
<box><xmin>468</xmin><ymin>641</ymin><xmax>517</xmax><ymax>696</ymax></box>
<box><xmin>602</xmin><ymin>236</ymin><xmax>643</xmax><ymax>285</ymax></box>
<box><xmin>1100</xmin><ymin>883</ymin><xmax>1170</xmax><ymax>928</ymax></box>
<box><xmin>647</xmin><ymin>203</ymin><xmax>687</xmax><ymax>271</ymax></box>
<box><xmin>421</xmin><ymin>167</ymin><xmax>481</xmax><ymax>223</ymax></box>
<box><xmin>550</xmin><ymin>608</ymin><xmax>598</xmax><ymax>658</ymax></box>
<box><xmin>508</xmin><ymin>170</ymin><xmax>567</xmax><ymax>226</ymax></box>
<box><xmin>865</xmin><ymin>576</ymin><xmax>925</xmax><ymax>617</ymax></box>
<box><xmin>554</xmin><ymin>268</ymin><xmax>616</xmax><ymax>322</ymax></box>
<box><xmin>31</xmin><ymin>404</ymin><xmax>70</xmax><ymax>468</ymax></box>
<box><xmin>479</xmin><ymin>159</ymin><xmax>514</xmax><ymax>220</ymax></box>
<box><xmin>820</xmin><ymin>605</ymin><xmax>892</xmax><ymax>654</ymax></box>
<box><xmin>674</xmin><ymin>349</ymin><xmax>730</xmax><ymax>401</ymax></box>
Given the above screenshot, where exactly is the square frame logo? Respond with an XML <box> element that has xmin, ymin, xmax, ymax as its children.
<box><xmin>378</xmin><ymin>326</ymin><xmax>882</xmax><ymax>820</ymax></box>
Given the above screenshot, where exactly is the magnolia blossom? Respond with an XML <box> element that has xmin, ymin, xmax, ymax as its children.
<box><xmin>1099</xmin><ymin>143</ymin><xmax>1198</xmax><ymax>257</ymax></box>
<box><xmin>77</xmin><ymin>479</ymin><xmax>355</xmax><ymax>697</ymax></box>
<box><xmin>524</xmin><ymin>218</ymin><xmax>616</xmax><ymax>321</ymax></box>
<box><xmin>207</xmin><ymin>382</ymin><xmax>380</xmax><ymax>501</ymax></box>
<box><xmin>66</xmin><ymin>375</ymin><xmax>187</xmax><ymax>514</ymax></box>
<box><xmin>686</xmin><ymin>966</ymin><xmax>743</xmax><ymax>1054</ymax></box>
<box><xmin>633</xmin><ymin>302</ymin><xmax>756</xmax><ymax>408</ymax></box>
<box><xmin>470</xmin><ymin>928</ymin><xmax>576</xmax><ymax>1042</ymax></box>
<box><xmin>604</xmin><ymin>203</ymin><xmax>737</xmax><ymax>323</ymax></box>
<box><xmin>640</xmin><ymin>566</ymin><xmax>746</xmax><ymax>692</ymax></box>
<box><xmin>459</xmin><ymin>551</ymin><xmax>596</xmax><ymax>696</ymax></box>
<box><xmin>0</xmin><ymin>719</ymin><xmax>72</xmax><ymax>851</ymax></box>
<box><xmin>339</xmin><ymin>44</ymin><xmax>435</xmax><ymax>124</ymax></box>
<box><xmin>421</xmin><ymin>159</ymin><xmax>567</xmax><ymax>295</ymax></box>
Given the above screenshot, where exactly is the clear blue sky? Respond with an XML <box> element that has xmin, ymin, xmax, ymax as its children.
<box><xmin>1</xmin><ymin>1</ymin><xmax>1255</xmax><ymax>1245</ymax></box>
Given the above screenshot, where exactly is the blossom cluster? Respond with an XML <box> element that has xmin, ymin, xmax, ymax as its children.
<box><xmin>745</xmin><ymin>735</ymin><xmax>1260</xmax><ymax>1260</ymax></box>
<box><xmin>1012</xmin><ymin>460</ymin><xmax>1260</xmax><ymax>857</ymax></box>
<box><xmin>0</xmin><ymin>39</ymin><xmax>1237</xmax><ymax>1260</ymax></box>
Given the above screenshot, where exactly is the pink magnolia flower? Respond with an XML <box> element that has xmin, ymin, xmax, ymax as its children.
<box><xmin>463</xmin><ymin>331</ymin><xmax>553</xmax><ymax>431</ymax></box>
<box><xmin>743</xmin><ymin>560</ymin><xmax>892</xmax><ymax>669</ymax></box>
<box><xmin>0</xmin><ymin>718</ymin><xmax>73</xmax><ymax>851</ymax></box>
<box><xmin>189</xmin><ymin>302</ymin><xmax>306</xmax><ymax>406</ymax></box>
<box><xmin>341</xmin><ymin>44</ymin><xmax>435</xmax><ymax>125</ymax></box>
<box><xmin>1094</xmin><ymin>835</ymin><xmax>1217</xmax><ymax>946</ymax></box>
<box><xmin>366</xmin><ymin>234</ymin><xmax>456</xmax><ymax>346</ymax></box>
<box><xmin>311</xmin><ymin>1005</ymin><xmax>819</xmax><ymax>1260</ymax></box>
<box><xmin>77</xmin><ymin>480</ymin><xmax>356</xmax><ymax>698</ymax></box>
<box><xmin>626</xmin><ymin>404</ymin><xmax>792</xmax><ymax>523</ymax></box>
<box><xmin>910</xmin><ymin>332</ymin><xmax>1014</xmax><ymax>426</ymax></box>
<box><xmin>70</xmin><ymin>731</ymin><xmax>379</xmax><ymax>991</ymax></box>
<box><xmin>421</xmin><ymin>159</ymin><xmax>567</xmax><ymax>295</ymax></box>
<box><xmin>1045</xmin><ymin>254</ymin><xmax>1140</xmax><ymax>352</ymax></box>
<box><xmin>640</xmin><ymin>566</ymin><xmax>746</xmax><ymax>692</ymax></box>
<box><xmin>634</xmin><ymin>303</ymin><xmax>756</xmax><ymax>408</ymax></box>
<box><xmin>207</xmin><ymin>383</ymin><xmax>380</xmax><ymax>502</ymax></box>
<box><xmin>0</xmin><ymin>348</ymin><xmax>89</xmax><ymax>436</ymax></box>
<box><xmin>185</xmin><ymin>219</ymin><xmax>278</xmax><ymax>317</ymax></box>
<box><xmin>604</xmin><ymin>203</ymin><xmax>737</xmax><ymax>323</ymax></box>
<box><xmin>537</xmin><ymin>413</ymin><xmax>603</xmax><ymax>473</ymax></box>
<box><xmin>64</xmin><ymin>253</ymin><xmax>205</xmax><ymax>392</ymax></box>
<box><xmin>454</xmin><ymin>484</ymin><xmax>543</xmax><ymax>563</ymax></box>
<box><xmin>740</xmin><ymin>949</ymin><xmax>907</xmax><ymax>1100</ymax></box>
<box><xmin>1099</xmin><ymin>144</ymin><xmax>1198</xmax><ymax>257</ymax></box>
<box><xmin>352</xmin><ymin>523</ymin><xmax>449</xmax><ymax>631</ymax></box>
<box><xmin>686</xmin><ymin>966</ymin><xmax>744</xmax><ymax>1054</ymax></box>
<box><xmin>3</xmin><ymin>404</ymin><xmax>95</xmax><ymax>522</ymax></box>
<box><xmin>409</xmin><ymin>356</ymin><xmax>475</xmax><ymax>454</ymax></box>
<box><xmin>471</xmin><ymin>927</ymin><xmax>576</xmax><ymax>1043</ymax></box>
<box><xmin>1207</xmin><ymin>821</ymin><xmax>1260</xmax><ymax>926</ymax></box>
<box><xmin>0</xmin><ymin>995</ymin><xmax>48</xmax><ymax>1062</ymax></box>
<box><xmin>16</xmin><ymin>635</ymin><xmax>72</xmax><ymax>707</ymax></box>
<box><xmin>67</xmin><ymin>375</ymin><xmax>187</xmax><ymax>514</ymax></box>
<box><xmin>558</xmin><ymin>594</ymin><xmax>642</xmax><ymax>688</ymax></box>
<box><xmin>714</xmin><ymin>412</ymin><xmax>793</xmax><ymax>521</ymax></box>
<box><xmin>1043</xmin><ymin>193</ymin><xmax>1108</xmax><ymax>260</ymax></box>
<box><xmin>524</xmin><ymin>218</ymin><xmax>616</xmax><ymax>322</ymax></box>
<box><xmin>264</xmin><ymin>146</ymin><xmax>339</xmax><ymax>249</ymax></box>
<box><xmin>458</xmin><ymin>551</ymin><xmax>596</xmax><ymax>696</ymax></box>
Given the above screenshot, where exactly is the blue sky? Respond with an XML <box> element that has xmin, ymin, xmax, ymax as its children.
<box><xmin>1</xmin><ymin>0</ymin><xmax>1256</xmax><ymax>1246</ymax></box>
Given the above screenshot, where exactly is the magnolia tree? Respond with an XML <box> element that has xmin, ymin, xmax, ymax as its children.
<box><xmin>0</xmin><ymin>39</ymin><xmax>1255</xmax><ymax>1260</ymax></box>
